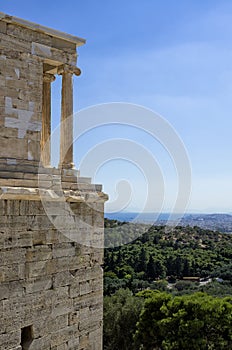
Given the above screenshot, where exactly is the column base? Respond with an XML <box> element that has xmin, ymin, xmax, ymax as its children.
<box><xmin>58</xmin><ymin>162</ymin><xmax>75</xmax><ymax>170</ymax></box>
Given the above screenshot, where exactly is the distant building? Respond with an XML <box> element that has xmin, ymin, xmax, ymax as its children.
<box><xmin>182</xmin><ymin>277</ymin><xmax>200</xmax><ymax>282</ymax></box>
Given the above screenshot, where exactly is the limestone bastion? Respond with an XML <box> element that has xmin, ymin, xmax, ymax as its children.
<box><xmin>0</xmin><ymin>12</ymin><xmax>107</xmax><ymax>350</ymax></box>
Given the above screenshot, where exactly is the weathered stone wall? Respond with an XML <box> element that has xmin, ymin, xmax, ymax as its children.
<box><xmin>0</xmin><ymin>15</ymin><xmax>79</xmax><ymax>166</ymax></box>
<box><xmin>0</xmin><ymin>13</ymin><xmax>106</xmax><ymax>350</ymax></box>
<box><xmin>0</xmin><ymin>199</ymin><xmax>104</xmax><ymax>350</ymax></box>
<box><xmin>0</xmin><ymin>46</ymin><xmax>43</xmax><ymax>165</ymax></box>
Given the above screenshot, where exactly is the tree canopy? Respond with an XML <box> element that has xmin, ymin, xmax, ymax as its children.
<box><xmin>135</xmin><ymin>291</ymin><xmax>232</xmax><ymax>349</ymax></box>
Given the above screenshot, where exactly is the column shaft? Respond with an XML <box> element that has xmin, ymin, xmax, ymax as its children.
<box><xmin>58</xmin><ymin>65</ymin><xmax>81</xmax><ymax>169</ymax></box>
<box><xmin>59</xmin><ymin>70</ymin><xmax>74</xmax><ymax>169</ymax></box>
<box><xmin>41</xmin><ymin>74</ymin><xmax>55</xmax><ymax>166</ymax></box>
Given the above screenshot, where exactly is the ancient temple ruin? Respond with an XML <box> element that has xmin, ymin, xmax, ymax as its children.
<box><xmin>0</xmin><ymin>12</ymin><xmax>107</xmax><ymax>350</ymax></box>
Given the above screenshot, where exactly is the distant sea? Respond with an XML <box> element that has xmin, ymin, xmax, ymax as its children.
<box><xmin>104</xmin><ymin>212</ymin><xmax>183</xmax><ymax>223</ymax></box>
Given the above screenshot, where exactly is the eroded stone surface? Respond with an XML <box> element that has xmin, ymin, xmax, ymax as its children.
<box><xmin>0</xmin><ymin>12</ymin><xmax>106</xmax><ymax>350</ymax></box>
<box><xmin>0</xmin><ymin>200</ymin><xmax>104</xmax><ymax>350</ymax></box>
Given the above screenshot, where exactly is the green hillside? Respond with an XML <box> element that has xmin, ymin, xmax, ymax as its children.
<box><xmin>104</xmin><ymin>220</ymin><xmax>232</xmax><ymax>349</ymax></box>
<box><xmin>104</xmin><ymin>219</ymin><xmax>232</xmax><ymax>296</ymax></box>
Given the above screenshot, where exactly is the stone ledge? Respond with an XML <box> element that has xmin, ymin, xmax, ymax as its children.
<box><xmin>0</xmin><ymin>170</ymin><xmax>92</xmax><ymax>185</ymax></box>
<box><xmin>0</xmin><ymin>187</ymin><xmax>108</xmax><ymax>203</ymax></box>
<box><xmin>0</xmin><ymin>178</ymin><xmax>101</xmax><ymax>192</ymax></box>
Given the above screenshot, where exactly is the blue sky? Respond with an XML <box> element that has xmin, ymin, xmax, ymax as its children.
<box><xmin>1</xmin><ymin>1</ymin><xmax>232</xmax><ymax>213</ymax></box>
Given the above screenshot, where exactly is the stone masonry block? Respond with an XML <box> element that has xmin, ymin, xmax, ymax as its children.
<box><xmin>0</xmin><ymin>330</ymin><xmax>21</xmax><ymax>349</ymax></box>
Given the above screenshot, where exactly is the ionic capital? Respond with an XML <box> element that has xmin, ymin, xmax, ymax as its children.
<box><xmin>57</xmin><ymin>64</ymin><xmax>81</xmax><ymax>76</ymax></box>
<box><xmin>43</xmin><ymin>73</ymin><xmax>56</xmax><ymax>83</ymax></box>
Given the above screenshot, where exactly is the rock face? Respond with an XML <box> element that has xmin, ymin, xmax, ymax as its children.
<box><xmin>0</xmin><ymin>12</ymin><xmax>107</xmax><ymax>350</ymax></box>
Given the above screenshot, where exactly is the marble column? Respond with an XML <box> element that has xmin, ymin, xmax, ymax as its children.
<box><xmin>41</xmin><ymin>73</ymin><xmax>55</xmax><ymax>166</ymax></box>
<box><xmin>58</xmin><ymin>65</ymin><xmax>81</xmax><ymax>169</ymax></box>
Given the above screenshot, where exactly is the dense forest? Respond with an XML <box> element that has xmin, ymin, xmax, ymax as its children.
<box><xmin>104</xmin><ymin>219</ymin><xmax>232</xmax><ymax>295</ymax></box>
<box><xmin>104</xmin><ymin>219</ymin><xmax>232</xmax><ymax>349</ymax></box>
